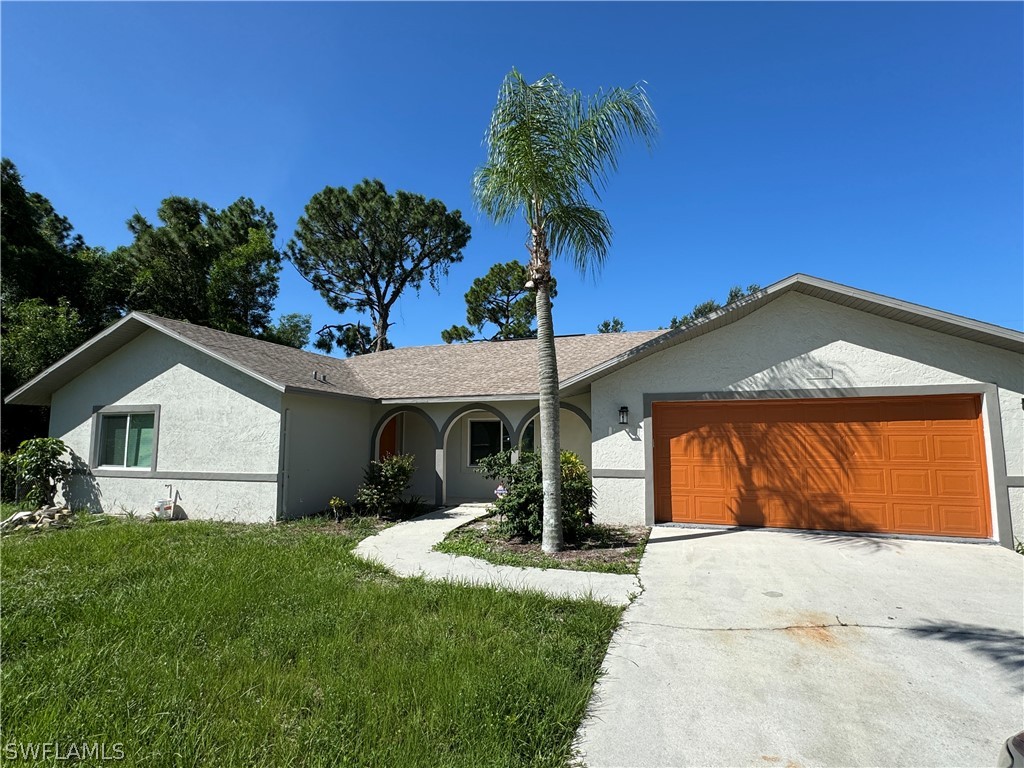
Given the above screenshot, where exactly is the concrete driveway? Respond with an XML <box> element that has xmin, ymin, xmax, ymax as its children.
<box><xmin>575</xmin><ymin>526</ymin><xmax>1023</xmax><ymax>767</ymax></box>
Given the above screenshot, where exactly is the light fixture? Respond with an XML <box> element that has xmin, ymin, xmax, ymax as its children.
<box><xmin>618</xmin><ymin>406</ymin><xmax>629</xmax><ymax>425</ymax></box>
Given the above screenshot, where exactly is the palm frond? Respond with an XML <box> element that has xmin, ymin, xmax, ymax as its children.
<box><xmin>473</xmin><ymin>68</ymin><xmax>657</xmax><ymax>277</ymax></box>
<box><xmin>546</xmin><ymin>202</ymin><xmax>612</xmax><ymax>276</ymax></box>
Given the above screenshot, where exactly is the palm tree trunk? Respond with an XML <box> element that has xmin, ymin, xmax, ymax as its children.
<box><xmin>535</xmin><ymin>279</ymin><xmax>563</xmax><ymax>553</ymax></box>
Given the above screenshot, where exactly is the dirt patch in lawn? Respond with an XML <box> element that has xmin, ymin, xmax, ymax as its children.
<box><xmin>436</xmin><ymin>515</ymin><xmax>650</xmax><ymax>575</ymax></box>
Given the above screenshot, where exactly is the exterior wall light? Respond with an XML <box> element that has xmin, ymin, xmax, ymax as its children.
<box><xmin>618</xmin><ymin>406</ymin><xmax>629</xmax><ymax>425</ymax></box>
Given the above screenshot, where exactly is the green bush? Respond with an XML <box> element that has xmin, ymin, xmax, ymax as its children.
<box><xmin>477</xmin><ymin>450</ymin><xmax>595</xmax><ymax>541</ymax></box>
<box><xmin>356</xmin><ymin>454</ymin><xmax>417</xmax><ymax>517</ymax></box>
<box><xmin>9</xmin><ymin>438</ymin><xmax>71</xmax><ymax>508</ymax></box>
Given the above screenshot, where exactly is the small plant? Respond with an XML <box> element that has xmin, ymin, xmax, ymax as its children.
<box><xmin>327</xmin><ymin>496</ymin><xmax>353</xmax><ymax>522</ymax></box>
<box><xmin>477</xmin><ymin>449</ymin><xmax>595</xmax><ymax>541</ymax></box>
<box><xmin>1015</xmin><ymin>537</ymin><xmax>1023</xmax><ymax>556</ymax></box>
<box><xmin>9</xmin><ymin>438</ymin><xmax>72</xmax><ymax>508</ymax></box>
<box><xmin>356</xmin><ymin>454</ymin><xmax>416</xmax><ymax>517</ymax></box>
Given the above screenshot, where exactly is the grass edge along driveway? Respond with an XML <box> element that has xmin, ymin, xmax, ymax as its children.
<box><xmin>2</xmin><ymin>518</ymin><xmax>621</xmax><ymax>767</ymax></box>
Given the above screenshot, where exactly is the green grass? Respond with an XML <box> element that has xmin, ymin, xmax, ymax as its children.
<box><xmin>1</xmin><ymin>518</ymin><xmax>621</xmax><ymax>767</ymax></box>
<box><xmin>435</xmin><ymin>520</ymin><xmax>649</xmax><ymax>575</ymax></box>
<box><xmin>1</xmin><ymin>500</ymin><xmax>33</xmax><ymax>517</ymax></box>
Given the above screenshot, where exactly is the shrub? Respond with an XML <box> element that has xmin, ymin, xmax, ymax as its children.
<box><xmin>356</xmin><ymin>454</ymin><xmax>416</xmax><ymax>517</ymax></box>
<box><xmin>477</xmin><ymin>450</ymin><xmax>595</xmax><ymax>541</ymax></box>
<box><xmin>9</xmin><ymin>438</ymin><xmax>72</xmax><ymax>508</ymax></box>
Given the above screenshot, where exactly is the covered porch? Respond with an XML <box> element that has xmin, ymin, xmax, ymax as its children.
<box><xmin>369</xmin><ymin>396</ymin><xmax>592</xmax><ymax>507</ymax></box>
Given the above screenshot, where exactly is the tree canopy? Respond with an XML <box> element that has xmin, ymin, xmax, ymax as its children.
<box><xmin>668</xmin><ymin>284</ymin><xmax>761</xmax><ymax>329</ymax></box>
<box><xmin>442</xmin><ymin>260</ymin><xmax>556</xmax><ymax>343</ymax></box>
<box><xmin>0</xmin><ymin>159</ymin><xmax>310</xmax><ymax>448</ymax></box>
<box><xmin>117</xmin><ymin>196</ymin><xmax>284</xmax><ymax>338</ymax></box>
<box><xmin>597</xmin><ymin>317</ymin><xmax>625</xmax><ymax>333</ymax></box>
<box><xmin>289</xmin><ymin>179</ymin><xmax>471</xmax><ymax>355</ymax></box>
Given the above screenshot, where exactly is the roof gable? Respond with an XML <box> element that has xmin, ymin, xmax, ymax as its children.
<box><xmin>560</xmin><ymin>274</ymin><xmax>1024</xmax><ymax>393</ymax></box>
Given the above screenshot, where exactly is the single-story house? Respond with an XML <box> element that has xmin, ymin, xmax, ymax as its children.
<box><xmin>7</xmin><ymin>274</ymin><xmax>1023</xmax><ymax>549</ymax></box>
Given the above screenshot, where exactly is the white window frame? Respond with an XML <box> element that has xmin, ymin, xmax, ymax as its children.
<box><xmin>90</xmin><ymin>404</ymin><xmax>160</xmax><ymax>472</ymax></box>
<box><xmin>466</xmin><ymin>417</ymin><xmax>507</xmax><ymax>467</ymax></box>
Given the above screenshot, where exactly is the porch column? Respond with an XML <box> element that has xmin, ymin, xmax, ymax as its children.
<box><xmin>434</xmin><ymin>447</ymin><xmax>445</xmax><ymax>507</ymax></box>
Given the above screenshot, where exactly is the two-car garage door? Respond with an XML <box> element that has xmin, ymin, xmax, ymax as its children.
<box><xmin>652</xmin><ymin>395</ymin><xmax>991</xmax><ymax>538</ymax></box>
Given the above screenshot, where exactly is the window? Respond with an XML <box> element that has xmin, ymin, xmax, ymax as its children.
<box><xmin>521</xmin><ymin>419</ymin><xmax>536</xmax><ymax>453</ymax></box>
<box><xmin>468</xmin><ymin>419</ymin><xmax>511</xmax><ymax>466</ymax></box>
<box><xmin>97</xmin><ymin>411</ymin><xmax>156</xmax><ymax>468</ymax></box>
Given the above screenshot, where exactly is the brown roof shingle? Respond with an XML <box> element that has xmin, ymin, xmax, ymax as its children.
<box><xmin>141</xmin><ymin>313</ymin><xmax>665</xmax><ymax>400</ymax></box>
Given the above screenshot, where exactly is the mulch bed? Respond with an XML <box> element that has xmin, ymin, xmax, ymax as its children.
<box><xmin>456</xmin><ymin>515</ymin><xmax>649</xmax><ymax>571</ymax></box>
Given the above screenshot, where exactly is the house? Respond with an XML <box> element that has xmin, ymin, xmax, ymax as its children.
<box><xmin>6</xmin><ymin>274</ymin><xmax>1023</xmax><ymax>549</ymax></box>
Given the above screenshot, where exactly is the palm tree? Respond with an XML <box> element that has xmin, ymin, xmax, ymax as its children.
<box><xmin>473</xmin><ymin>70</ymin><xmax>658</xmax><ymax>553</ymax></box>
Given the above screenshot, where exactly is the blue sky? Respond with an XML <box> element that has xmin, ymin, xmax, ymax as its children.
<box><xmin>3</xmin><ymin>2</ymin><xmax>1021</xmax><ymax>348</ymax></box>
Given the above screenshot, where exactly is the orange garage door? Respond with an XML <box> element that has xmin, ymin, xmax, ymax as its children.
<box><xmin>652</xmin><ymin>395</ymin><xmax>991</xmax><ymax>538</ymax></box>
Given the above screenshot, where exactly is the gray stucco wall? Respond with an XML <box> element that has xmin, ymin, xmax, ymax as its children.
<box><xmin>282</xmin><ymin>393</ymin><xmax>372</xmax><ymax>518</ymax></box>
<box><xmin>50</xmin><ymin>329</ymin><xmax>282</xmax><ymax>523</ymax></box>
<box><xmin>590</xmin><ymin>292</ymin><xmax>1024</xmax><ymax>547</ymax></box>
<box><xmin>401</xmin><ymin>413</ymin><xmax>438</xmax><ymax>501</ymax></box>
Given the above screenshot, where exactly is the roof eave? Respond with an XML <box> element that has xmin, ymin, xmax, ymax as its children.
<box><xmin>559</xmin><ymin>273</ymin><xmax>1024</xmax><ymax>392</ymax></box>
<box><xmin>4</xmin><ymin>314</ymin><xmax>148</xmax><ymax>406</ymax></box>
<box><xmin>4</xmin><ymin>312</ymin><xmax>289</xmax><ymax>407</ymax></box>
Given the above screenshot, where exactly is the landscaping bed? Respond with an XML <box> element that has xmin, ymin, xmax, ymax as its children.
<box><xmin>2</xmin><ymin>516</ymin><xmax>620</xmax><ymax>768</ymax></box>
<box><xmin>435</xmin><ymin>514</ymin><xmax>650</xmax><ymax>575</ymax></box>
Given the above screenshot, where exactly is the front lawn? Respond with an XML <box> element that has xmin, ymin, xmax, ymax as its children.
<box><xmin>1</xmin><ymin>518</ymin><xmax>621</xmax><ymax>767</ymax></box>
<box><xmin>435</xmin><ymin>515</ymin><xmax>649</xmax><ymax>575</ymax></box>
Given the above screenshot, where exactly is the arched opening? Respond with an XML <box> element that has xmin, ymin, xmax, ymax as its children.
<box><xmin>441</xmin><ymin>404</ymin><xmax>515</xmax><ymax>505</ymax></box>
<box><xmin>516</xmin><ymin>405</ymin><xmax>592</xmax><ymax>468</ymax></box>
<box><xmin>371</xmin><ymin>407</ymin><xmax>441</xmax><ymax>506</ymax></box>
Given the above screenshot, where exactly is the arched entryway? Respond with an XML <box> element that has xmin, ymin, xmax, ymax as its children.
<box><xmin>370</xmin><ymin>406</ymin><xmax>442</xmax><ymax>505</ymax></box>
<box><xmin>440</xmin><ymin>404</ymin><xmax>515</xmax><ymax>505</ymax></box>
<box><xmin>514</xmin><ymin>404</ymin><xmax>593</xmax><ymax>467</ymax></box>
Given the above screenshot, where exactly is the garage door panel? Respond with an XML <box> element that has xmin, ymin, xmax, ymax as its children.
<box><xmin>937</xmin><ymin>505</ymin><xmax>987</xmax><ymax>536</ymax></box>
<box><xmin>803</xmin><ymin>463</ymin><xmax>846</xmax><ymax>494</ymax></box>
<box><xmin>933</xmin><ymin>435</ymin><xmax>979</xmax><ymax>462</ymax></box>
<box><xmin>935</xmin><ymin>470</ymin><xmax>981</xmax><ymax>498</ymax></box>
<box><xmin>849</xmin><ymin>500</ymin><xmax>891</xmax><ymax>532</ymax></box>
<box><xmin>848</xmin><ymin>467</ymin><xmax>888</xmax><ymax>495</ymax></box>
<box><xmin>890</xmin><ymin>469</ymin><xmax>932</xmax><ymax>497</ymax></box>
<box><xmin>692</xmin><ymin>464</ymin><xmax>734</xmax><ymax>492</ymax></box>
<box><xmin>892</xmin><ymin>502</ymin><xmax>936</xmax><ymax>532</ymax></box>
<box><xmin>662</xmin><ymin>463</ymin><xmax>693</xmax><ymax>491</ymax></box>
<box><xmin>888</xmin><ymin>435</ymin><xmax>930</xmax><ymax>462</ymax></box>
<box><xmin>652</xmin><ymin>395</ymin><xmax>989</xmax><ymax>538</ymax></box>
<box><xmin>846</xmin><ymin>432</ymin><xmax>886</xmax><ymax>461</ymax></box>
<box><xmin>733</xmin><ymin>496</ymin><xmax>767</xmax><ymax>527</ymax></box>
<box><xmin>693</xmin><ymin>496</ymin><xmax>731</xmax><ymax>523</ymax></box>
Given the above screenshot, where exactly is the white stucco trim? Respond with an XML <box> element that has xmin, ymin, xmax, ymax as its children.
<box><xmin>380</xmin><ymin>394</ymin><xmax>539</xmax><ymax>404</ymax></box>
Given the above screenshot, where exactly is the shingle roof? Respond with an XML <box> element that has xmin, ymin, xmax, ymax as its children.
<box><xmin>146</xmin><ymin>314</ymin><xmax>663</xmax><ymax>400</ymax></box>
<box><xmin>343</xmin><ymin>330</ymin><xmax>666</xmax><ymax>400</ymax></box>
<box><xmin>141</xmin><ymin>315</ymin><xmax>377</xmax><ymax>399</ymax></box>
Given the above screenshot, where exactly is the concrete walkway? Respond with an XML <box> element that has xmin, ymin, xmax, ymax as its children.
<box><xmin>353</xmin><ymin>504</ymin><xmax>641</xmax><ymax>606</ymax></box>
